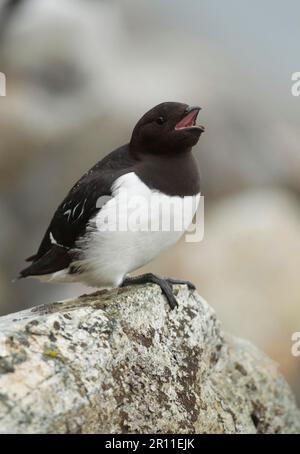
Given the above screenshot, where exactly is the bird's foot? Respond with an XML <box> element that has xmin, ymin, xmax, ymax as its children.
<box><xmin>165</xmin><ymin>277</ymin><xmax>196</xmax><ymax>291</ymax></box>
<box><xmin>120</xmin><ymin>273</ymin><xmax>179</xmax><ymax>310</ymax></box>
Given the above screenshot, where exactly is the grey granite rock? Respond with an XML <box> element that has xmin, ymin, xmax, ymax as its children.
<box><xmin>0</xmin><ymin>285</ymin><xmax>299</xmax><ymax>434</ymax></box>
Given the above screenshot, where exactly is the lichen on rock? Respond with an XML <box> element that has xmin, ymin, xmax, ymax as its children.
<box><xmin>0</xmin><ymin>284</ymin><xmax>299</xmax><ymax>434</ymax></box>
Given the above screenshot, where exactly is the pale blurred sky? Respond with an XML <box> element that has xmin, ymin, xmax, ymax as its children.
<box><xmin>156</xmin><ymin>0</ymin><xmax>300</xmax><ymax>75</ymax></box>
<box><xmin>150</xmin><ymin>0</ymin><xmax>300</xmax><ymax>117</ymax></box>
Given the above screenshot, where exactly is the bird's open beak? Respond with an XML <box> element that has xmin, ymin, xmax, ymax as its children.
<box><xmin>175</xmin><ymin>106</ymin><xmax>205</xmax><ymax>132</ymax></box>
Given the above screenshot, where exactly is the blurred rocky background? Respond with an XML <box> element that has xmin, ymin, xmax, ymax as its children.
<box><xmin>0</xmin><ymin>0</ymin><xmax>299</xmax><ymax>402</ymax></box>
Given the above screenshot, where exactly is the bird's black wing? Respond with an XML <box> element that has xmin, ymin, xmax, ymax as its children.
<box><xmin>35</xmin><ymin>174</ymin><xmax>111</xmax><ymax>259</ymax></box>
<box><xmin>19</xmin><ymin>174</ymin><xmax>112</xmax><ymax>277</ymax></box>
<box><xmin>20</xmin><ymin>145</ymin><xmax>133</xmax><ymax>277</ymax></box>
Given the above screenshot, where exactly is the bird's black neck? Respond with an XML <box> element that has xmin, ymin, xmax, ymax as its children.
<box><xmin>132</xmin><ymin>149</ymin><xmax>200</xmax><ymax>196</ymax></box>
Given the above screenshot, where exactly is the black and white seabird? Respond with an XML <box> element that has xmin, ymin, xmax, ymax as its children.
<box><xmin>19</xmin><ymin>102</ymin><xmax>205</xmax><ymax>309</ymax></box>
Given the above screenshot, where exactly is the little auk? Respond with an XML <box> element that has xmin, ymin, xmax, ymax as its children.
<box><xmin>19</xmin><ymin>102</ymin><xmax>205</xmax><ymax>309</ymax></box>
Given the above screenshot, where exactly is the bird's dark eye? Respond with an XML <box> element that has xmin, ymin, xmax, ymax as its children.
<box><xmin>156</xmin><ymin>116</ymin><xmax>166</xmax><ymax>125</ymax></box>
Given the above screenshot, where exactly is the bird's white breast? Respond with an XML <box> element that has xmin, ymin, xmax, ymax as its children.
<box><xmin>76</xmin><ymin>172</ymin><xmax>200</xmax><ymax>287</ymax></box>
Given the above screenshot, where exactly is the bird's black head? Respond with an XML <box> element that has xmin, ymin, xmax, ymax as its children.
<box><xmin>130</xmin><ymin>102</ymin><xmax>205</xmax><ymax>155</ymax></box>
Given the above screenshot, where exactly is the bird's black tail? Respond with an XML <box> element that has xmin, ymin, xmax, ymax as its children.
<box><xmin>18</xmin><ymin>245</ymin><xmax>71</xmax><ymax>279</ymax></box>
